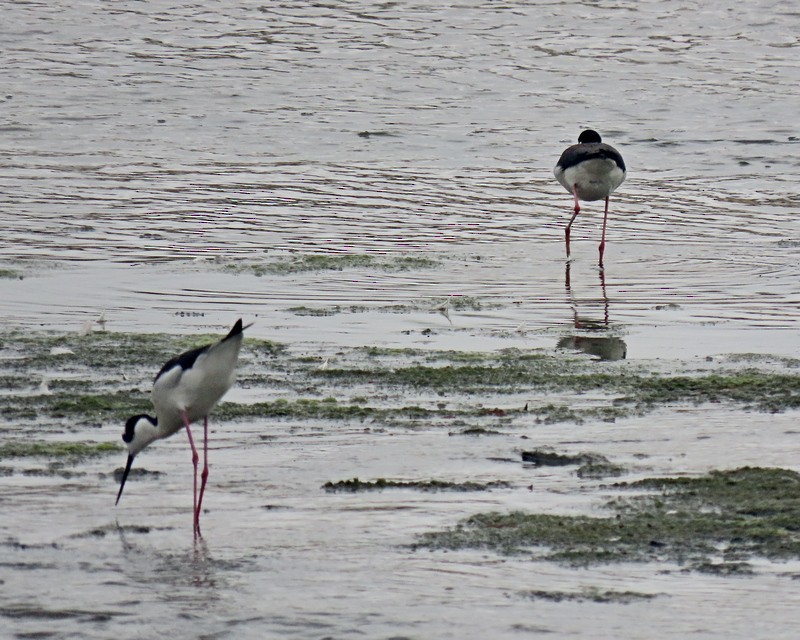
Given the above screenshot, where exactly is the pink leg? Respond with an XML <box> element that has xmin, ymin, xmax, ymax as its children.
<box><xmin>598</xmin><ymin>196</ymin><xmax>610</xmax><ymax>268</ymax></box>
<box><xmin>181</xmin><ymin>410</ymin><xmax>200</xmax><ymax>537</ymax></box>
<box><xmin>565</xmin><ymin>186</ymin><xmax>581</xmax><ymax>259</ymax></box>
<box><xmin>195</xmin><ymin>417</ymin><xmax>210</xmax><ymax>536</ymax></box>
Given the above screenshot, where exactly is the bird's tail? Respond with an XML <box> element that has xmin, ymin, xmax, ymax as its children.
<box><xmin>223</xmin><ymin>319</ymin><xmax>254</xmax><ymax>341</ymax></box>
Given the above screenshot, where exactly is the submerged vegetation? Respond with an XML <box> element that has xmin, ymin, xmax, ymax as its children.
<box><xmin>1</xmin><ymin>327</ymin><xmax>799</xmax><ymax>432</ymax></box>
<box><xmin>314</xmin><ymin>353</ymin><xmax>800</xmax><ymax>414</ymax></box>
<box><xmin>521</xmin><ymin>448</ymin><xmax>626</xmax><ymax>479</ymax></box>
<box><xmin>0</xmin><ymin>441</ymin><xmax>120</xmax><ymax>460</ymax></box>
<box><xmin>0</xmin><ymin>268</ymin><xmax>22</xmax><ymax>279</ymax></box>
<box><xmin>416</xmin><ymin>467</ymin><xmax>800</xmax><ymax>569</ymax></box>
<box><xmin>519</xmin><ymin>588</ymin><xmax>657</xmax><ymax>604</ymax></box>
<box><xmin>0</xmin><ymin>328</ymin><xmax>284</xmax><ymax>373</ymax></box>
<box><xmin>1</xmin><ymin>325</ymin><xmax>799</xmax><ymax>574</ymax></box>
<box><xmin>223</xmin><ymin>253</ymin><xmax>440</xmax><ymax>276</ymax></box>
<box><xmin>323</xmin><ymin>477</ymin><xmax>511</xmax><ymax>493</ymax></box>
<box><xmin>287</xmin><ymin>294</ymin><xmax>492</xmax><ymax>316</ymax></box>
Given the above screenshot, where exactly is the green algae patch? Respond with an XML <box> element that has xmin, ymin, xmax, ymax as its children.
<box><xmin>629</xmin><ymin>372</ymin><xmax>800</xmax><ymax>412</ymax></box>
<box><xmin>315</xmin><ymin>361</ymin><xmax>622</xmax><ymax>393</ymax></box>
<box><xmin>285</xmin><ymin>295</ymin><xmax>491</xmax><ymax>317</ymax></box>
<box><xmin>49</xmin><ymin>393</ymin><xmax>150</xmax><ymax>420</ymax></box>
<box><xmin>71</xmin><ymin>524</ymin><xmax>154</xmax><ymax>539</ymax></box>
<box><xmin>0</xmin><ymin>441</ymin><xmax>120</xmax><ymax>460</ymax></box>
<box><xmin>416</xmin><ymin>467</ymin><xmax>800</xmax><ymax>569</ymax></box>
<box><xmin>216</xmin><ymin>397</ymin><xmax>376</xmax><ymax>421</ymax></box>
<box><xmin>323</xmin><ymin>477</ymin><xmax>512</xmax><ymax>493</ymax></box>
<box><xmin>3</xmin><ymin>327</ymin><xmax>800</xmax><ymax>441</ymax></box>
<box><xmin>316</xmin><ymin>359</ymin><xmax>800</xmax><ymax>413</ymax></box>
<box><xmin>215</xmin><ymin>397</ymin><xmax>452</xmax><ymax>424</ymax></box>
<box><xmin>521</xmin><ymin>449</ymin><xmax>626</xmax><ymax>479</ymax></box>
<box><xmin>577</xmin><ymin>458</ymin><xmax>626</xmax><ymax>479</ymax></box>
<box><xmin>317</xmin><ymin>363</ymin><xmax>561</xmax><ymax>390</ymax></box>
<box><xmin>0</xmin><ymin>328</ymin><xmax>283</xmax><ymax>425</ymax></box>
<box><xmin>450</xmin><ymin>427</ymin><xmax>503</xmax><ymax>436</ymax></box>
<box><xmin>2</xmin><ymin>392</ymin><xmax>151</xmax><ymax>424</ymax></box>
<box><xmin>725</xmin><ymin>353</ymin><xmax>800</xmax><ymax>368</ymax></box>
<box><xmin>1</xmin><ymin>329</ymin><xmax>284</xmax><ymax>373</ymax></box>
<box><xmin>3</xmin><ymin>331</ymin><xmax>193</xmax><ymax>370</ymax></box>
<box><xmin>521</xmin><ymin>449</ymin><xmax>596</xmax><ymax>467</ymax></box>
<box><xmin>287</xmin><ymin>306</ymin><xmax>344</xmax><ymax>317</ymax></box>
<box><xmin>0</xmin><ymin>374</ymin><xmax>27</xmax><ymax>390</ymax></box>
<box><xmin>519</xmin><ymin>588</ymin><xmax>657</xmax><ymax>604</ymax></box>
<box><xmin>225</xmin><ymin>254</ymin><xmax>440</xmax><ymax>276</ymax></box>
<box><xmin>690</xmin><ymin>561</ymin><xmax>754</xmax><ymax>576</ymax></box>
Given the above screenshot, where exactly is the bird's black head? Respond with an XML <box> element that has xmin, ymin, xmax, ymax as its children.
<box><xmin>121</xmin><ymin>414</ymin><xmax>157</xmax><ymax>456</ymax></box>
<box><xmin>116</xmin><ymin>414</ymin><xmax>157</xmax><ymax>506</ymax></box>
<box><xmin>578</xmin><ymin>129</ymin><xmax>602</xmax><ymax>144</ymax></box>
<box><xmin>123</xmin><ymin>413</ymin><xmax>150</xmax><ymax>444</ymax></box>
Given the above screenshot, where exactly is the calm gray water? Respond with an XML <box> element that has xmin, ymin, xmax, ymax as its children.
<box><xmin>2</xmin><ymin>1</ymin><xmax>800</xmax><ymax>638</ymax></box>
<box><xmin>2</xmin><ymin>0</ymin><xmax>798</xmax><ymax>355</ymax></box>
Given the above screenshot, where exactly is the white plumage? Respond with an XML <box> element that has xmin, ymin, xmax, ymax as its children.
<box><xmin>115</xmin><ymin>319</ymin><xmax>251</xmax><ymax>537</ymax></box>
<box><xmin>555</xmin><ymin>156</ymin><xmax>625</xmax><ymax>203</ymax></box>
<box><xmin>554</xmin><ymin>129</ymin><xmax>626</xmax><ymax>266</ymax></box>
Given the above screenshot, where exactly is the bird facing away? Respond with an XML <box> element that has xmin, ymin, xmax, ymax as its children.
<box><xmin>554</xmin><ymin>129</ymin><xmax>626</xmax><ymax>266</ymax></box>
<box><xmin>115</xmin><ymin>319</ymin><xmax>251</xmax><ymax>537</ymax></box>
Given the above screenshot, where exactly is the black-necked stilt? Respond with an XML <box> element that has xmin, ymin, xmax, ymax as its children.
<box><xmin>554</xmin><ymin>130</ymin><xmax>626</xmax><ymax>266</ymax></box>
<box><xmin>115</xmin><ymin>319</ymin><xmax>251</xmax><ymax>537</ymax></box>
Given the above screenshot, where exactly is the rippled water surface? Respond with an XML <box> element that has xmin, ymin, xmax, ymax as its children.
<box><xmin>2</xmin><ymin>1</ymin><xmax>800</xmax><ymax>638</ymax></box>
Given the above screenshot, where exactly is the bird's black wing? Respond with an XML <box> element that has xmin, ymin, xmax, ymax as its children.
<box><xmin>154</xmin><ymin>343</ymin><xmax>211</xmax><ymax>384</ymax></box>
<box><xmin>557</xmin><ymin>144</ymin><xmax>626</xmax><ymax>172</ymax></box>
<box><xmin>153</xmin><ymin>319</ymin><xmax>248</xmax><ymax>384</ymax></box>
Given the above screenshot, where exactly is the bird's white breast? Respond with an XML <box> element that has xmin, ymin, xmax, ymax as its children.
<box><xmin>555</xmin><ymin>158</ymin><xmax>625</xmax><ymax>202</ymax></box>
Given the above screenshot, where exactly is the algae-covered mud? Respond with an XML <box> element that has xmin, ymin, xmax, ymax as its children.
<box><xmin>4</xmin><ymin>327</ymin><xmax>799</xmax><ymax>436</ymax></box>
<box><xmin>2</xmin><ymin>257</ymin><xmax>800</xmax><ymax>640</ymax></box>
<box><xmin>223</xmin><ymin>253</ymin><xmax>441</xmax><ymax>276</ymax></box>
<box><xmin>3</xmin><ymin>323</ymin><xmax>800</xmax><ymax>638</ymax></box>
<box><xmin>417</xmin><ymin>467</ymin><xmax>800</xmax><ymax>570</ymax></box>
<box><xmin>3</xmin><ymin>321</ymin><xmax>800</xmax><ymax>640</ymax></box>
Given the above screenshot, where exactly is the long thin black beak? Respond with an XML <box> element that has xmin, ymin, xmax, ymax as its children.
<box><xmin>115</xmin><ymin>454</ymin><xmax>135</xmax><ymax>506</ymax></box>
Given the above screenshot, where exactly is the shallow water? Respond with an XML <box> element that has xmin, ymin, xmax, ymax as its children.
<box><xmin>2</xmin><ymin>1</ymin><xmax>800</xmax><ymax>638</ymax></box>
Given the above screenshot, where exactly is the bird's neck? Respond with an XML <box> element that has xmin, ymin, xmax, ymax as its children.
<box><xmin>153</xmin><ymin>412</ymin><xmax>188</xmax><ymax>438</ymax></box>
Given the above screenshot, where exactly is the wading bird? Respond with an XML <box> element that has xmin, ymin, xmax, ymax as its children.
<box><xmin>554</xmin><ymin>129</ymin><xmax>626</xmax><ymax>267</ymax></box>
<box><xmin>115</xmin><ymin>319</ymin><xmax>251</xmax><ymax>537</ymax></box>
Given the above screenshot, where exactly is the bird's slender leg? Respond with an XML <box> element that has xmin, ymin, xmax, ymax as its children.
<box><xmin>565</xmin><ymin>185</ymin><xmax>581</xmax><ymax>259</ymax></box>
<box><xmin>194</xmin><ymin>416</ymin><xmax>210</xmax><ymax>536</ymax></box>
<box><xmin>181</xmin><ymin>410</ymin><xmax>201</xmax><ymax>537</ymax></box>
<box><xmin>598</xmin><ymin>196</ymin><xmax>610</xmax><ymax>268</ymax></box>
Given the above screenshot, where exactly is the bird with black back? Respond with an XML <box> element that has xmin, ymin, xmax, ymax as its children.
<box><xmin>115</xmin><ymin>319</ymin><xmax>252</xmax><ymax>538</ymax></box>
<box><xmin>554</xmin><ymin>129</ymin><xmax>626</xmax><ymax>267</ymax></box>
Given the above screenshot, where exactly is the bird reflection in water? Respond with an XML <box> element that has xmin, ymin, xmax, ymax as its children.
<box><xmin>559</xmin><ymin>262</ymin><xmax>627</xmax><ymax>361</ymax></box>
<box><xmin>114</xmin><ymin>521</ymin><xmax>219</xmax><ymax>589</ymax></box>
